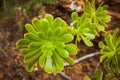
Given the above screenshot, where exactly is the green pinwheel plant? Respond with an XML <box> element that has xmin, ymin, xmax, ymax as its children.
<box><xmin>99</xmin><ymin>28</ymin><xmax>120</xmax><ymax>75</ymax></box>
<box><xmin>84</xmin><ymin>0</ymin><xmax>111</xmax><ymax>32</ymax></box>
<box><xmin>71</xmin><ymin>12</ymin><xmax>97</xmax><ymax>46</ymax></box>
<box><xmin>16</xmin><ymin>14</ymin><xmax>78</xmax><ymax>73</ymax></box>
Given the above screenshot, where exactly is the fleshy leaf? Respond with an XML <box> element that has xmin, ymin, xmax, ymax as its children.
<box><xmin>25</xmin><ymin>24</ymin><xmax>37</xmax><ymax>34</ymax></box>
<box><xmin>59</xmin><ymin>34</ymin><xmax>73</xmax><ymax>43</ymax></box>
<box><xmin>64</xmin><ymin>57</ymin><xmax>74</xmax><ymax>65</ymax></box>
<box><xmin>71</xmin><ymin>12</ymin><xmax>78</xmax><ymax>21</ymax></box>
<box><xmin>81</xmin><ymin>36</ymin><xmax>93</xmax><ymax>46</ymax></box>
<box><xmin>56</xmin><ymin>48</ymin><xmax>69</xmax><ymax>58</ymax></box>
<box><xmin>44</xmin><ymin>57</ymin><xmax>54</xmax><ymax>73</ymax></box>
<box><xmin>24</xmin><ymin>48</ymin><xmax>40</xmax><ymax>63</ymax></box>
<box><xmin>64</xmin><ymin>44</ymin><xmax>78</xmax><ymax>55</ymax></box>
<box><xmin>99</xmin><ymin>41</ymin><xmax>105</xmax><ymax>48</ymax></box>
<box><xmin>32</xmin><ymin>18</ymin><xmax>42</xmax><ymax>31</ymax></box>
<box><xmin>26</xmin><ymin>54</ymin><xmax>40</xmax><ymax>72</ymax></box>
<box><xmin>44</xmin><ymin>14</ymin><xmax>53</xmax><ymax>24</ymax></box>
<box><xmin>16</xmin><ymin>39</ymin><xmax>30</xmax><ymax>47</ymax></box>
<box><xmin>24</xmin><ymin>33</ymin><xmax>40</xmax><ymax>41</ymax></box>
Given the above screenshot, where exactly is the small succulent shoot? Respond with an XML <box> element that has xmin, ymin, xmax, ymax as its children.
<box><xmin>71</xmin><ymin>12</ymin><xmax>97</xmax><ymax>46</ymax></box>
<box><xmin>16</xmin><ymin>14</ymin><xmax>78</xmax><ymax>73</ymax></box>
<box><xmin>84</xmin><ymin>0</ymin><xmax>111</xmax><ymax>32</ymax></box>
<box><xmin>83</xmin><ymin>69</ymin><xmax>103</xmax><ymax>80</ymax></box>
<box><xmin>84</xmin><ymin>69</ymin><xmax>118</xmax><ymax>80</ymax></box>
<box><xmin>99</xmin><ymin>28</ymin><xmax>120</xmax><ymax>75</ymax></box>
<box><xmin>104</xmin><ymin>73</ymin><xmax>118</xmax><ymax>80</ymax></box>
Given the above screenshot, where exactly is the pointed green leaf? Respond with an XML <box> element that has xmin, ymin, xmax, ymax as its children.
<box><xmin>91</xmin><ymin>69</ymin><xmax>103</xmax><ymax>80</ymax></box>
<box><xmin>64</xmin><ymin>57</ymin><xmax>75</xmax><ymax>65</ymax></box>
<box><xmin>60</xmin><ymin>27</ymin><xmax>74</xmax><ymax>36</ymax></box>
<box><xmin>26</xmin><ymin>54</ymin><xmax>40</xmax><ymax>72</ymax></box>
<box><xmin>53</xmin><ymin>51</ymin><xmax>64</xmax><ymax>71</ymax></box>
<box><xmin>25</xmin><ymin>24</ymin><xmax>37</xmax><ymax>34</ymax></box>
<box><xmin>71</xmin><ymin>12</ymin><xmax>78</xmax><ymax>21</ymax></box>
<box><xmin>24</xmin><ymin>33</ymin><xmax>40</xmax><ymax>41</ymax></box>
<box><xmin>16</xmin><ymin>39</ymin><xmax>30</xmax><ymax>47</ymax></box>
<box><xmin>59</xmin><ymin>34</ymin><xmax>73</xmax><ymax>43</ymax></box>
<box><xmin>40</xmin><ymin>19</ymin><xmax>49</xmax><ymax>33</ymax></box>
<box><xmin>53</xmin><ymin>27</ymin><xmax>62</xmax><ymax>37</ymax></box>
<box><xmin>81</xmin><ymin>36</ymin><xmax>93</xmax><ymax>46</ymax></box>
<box><xmin>39</xmin><ymin>51</ymin><xmax>48</xmax><ymax>67</ymax></box>
<box><xmin>28</xmin><ymin>42</ymin><xmax>42</xmax><ymax>49</ymax></box>
<box><xmin>83</xmin><ymin>33</ymin><xmax>95</xmax><ymax>39</ymax></box>
<box><xmin>44</xmin><ymin>57</ymin><xmax>53</xmax><ymax>73</ymax></box>
<box><xmin>54</xmin><ymin>41</ymin><xmax>65</xmax><ymax>48</ymax></box>
<box><xmin>56</xmin><ymin>48</ymin><xmax>69</xmax><ymax>58</ymax></box>
<box><xmin>112</xmin><ymin>28</ymin><xmax>119</xmax><ymax>44</ymax></box>
<box><xmin>52</xmin><ymin>18</ymin><xmax>62</xmax><ymax>28</ymax></box>
<box><xmin>47</xmin><ymin>28</ymin><xmax>53</xmax><ymax>37</ymax></box>
<box><xmin>44</xmin><ymin>14</ymin><xmax>53</xmax><ymax>24</ymax></box>
<box><xmin>99</xmin><ymin>41</ymin><xmax>105</xmax><ymax>48</ymax></box>
<box><xmin>20</xmin><ymin>47</ymin><xmax>37</xmax><ymax>55</ymax></box>
<box><xmin>64</xmin><ymin>44</ymin><xmax>78</xmax><ymax>55</ymax></box>
<box><xmin>24</xmin><ymin>48</ymin><xmax>40</xmax><ymax>63</ymax></box>
<box><xmin>32</xmin><ymin>18</ymin><xmax>42</xmax><ymax>31</ymax></box>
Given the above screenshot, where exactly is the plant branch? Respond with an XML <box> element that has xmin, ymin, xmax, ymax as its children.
<box><xmin>60</xmin><ymin>52</ymin><xmax>100</xmax><ymax>80</ymax></box>
<box><xmin>64</xmin><ymin>52</ymin><xmax>100</xmax><ymax>67</ymax></box>
<box><xmin>59</xmin><ymin>72</ymin><xmax>72</xmax><ymax>80</ymax></box>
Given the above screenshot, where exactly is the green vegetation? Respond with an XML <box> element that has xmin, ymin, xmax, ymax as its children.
<box><xmin>71</xmin><ymin>12</ymin><xmax>97</xmax><ymax>46</ymax></box>
<box><xmin>84</xmin><ymin>69</ymin><xmax>118</xmax><ymax>80</ymax></box>
<box><xmin>15</xmin><ymin>0</ymin><xmax>120</xmax><ymax>79</ymax></box>
<box><xmin>84</xmin><ymin>0</ymin><xmax>111</xmax><ymax>32</ymax></box>
<box><xmin>16</xmin><ymin>14</ymin><xmax>78</xmax><ymax>73</ymax></box>
<box><xmin>99</xmin><ymin>29</ymin><xmax>120</xmax><ymax>75</ymax></box>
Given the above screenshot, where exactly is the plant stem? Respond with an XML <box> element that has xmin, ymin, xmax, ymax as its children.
<box><xmin>64</xmin><ymin>52</ymin><xmax>100</xmax><ymax>67</ymax></box>
<box><xmin>59</xmin><ymin>52</ymin><xmax>100</xmax><ymax>80</ymax></box>
<box><xmin>59</xmin><ymin>72</ymin><xmax>72</xmax><ymax>80</ymax></box>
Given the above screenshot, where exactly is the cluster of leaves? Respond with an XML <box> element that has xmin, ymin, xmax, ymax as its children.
<box><xmin>84</xmin><ymin>0</ymin><xmax>111</xmax><ymax>32</ymax></box>
<box><xmin>16</xmin><ymin>14</ymin><xmax>78</xmax><ymax>73</ymax></box>
<box><xmin>71</xmin><ymin>12</ymin><xmax>97</xmax><ymax>46</ymax></box>
<box><xmin>84</xmin><ymin>69</ymin><xmax>118</xmax><ymax>80</ymax></box>
<box><xmin>99</xmin><ymin>29</ymin><xmax>120</xmax><ymax>75</ymax></box>
<box><xmin>70</xmin><ymin>0</ymin><xmax>111</xmax><ymax>47</ymax></box>
<box><xmin>16</xmin><ymin>0</ymin><xmax>120</xmax><ymax>80</ymax></box>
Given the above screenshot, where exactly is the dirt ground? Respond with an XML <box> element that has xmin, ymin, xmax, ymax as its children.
<box><xmin>0</xmin><ymin>0</ymin><xmax>120</xmax><ymax>80</ymax></box>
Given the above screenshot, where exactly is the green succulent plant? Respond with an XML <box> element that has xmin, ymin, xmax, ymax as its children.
<box><xmin>16</xmin><ymin>14</ymin><xmax>78</xmax><ymax>73</ymax></box>
<box><xmin>84</xmin><ymin>0</ymin><xmax>111</xmax><ymax>32</ymax></box>
<box><xmin>84</xmin><ymin>69</ymin><xmax>103</xmax><ymax>80</ymax></box>
<box><xmin>104</xmin><ymin>73</ymin><xmax>118</xmax><ymax>80</ymax></box>
<box><xmin>71</xmin><ymin>12</ymin><xmax>97</xmax><ymax>46</ymax></box>
<box><xmin>84</xmin><ymin>69</ymin><xmax>118</xmax><ymax>80</ymax></box>
<box><xmin>99</xmin><ymin>28</ymin><xmax>120</xmax><ymax>75</ymax></box>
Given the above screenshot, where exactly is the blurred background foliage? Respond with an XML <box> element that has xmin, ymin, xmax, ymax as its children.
<box><xmin>0</xmin><ymin>0</ymin><xmax>58</xmax><ymax>32</ymax></box>
<box><xmin>0</xmin><ymin>0</ymin><xmax>58</xmax><ymax>19</ymax></box>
